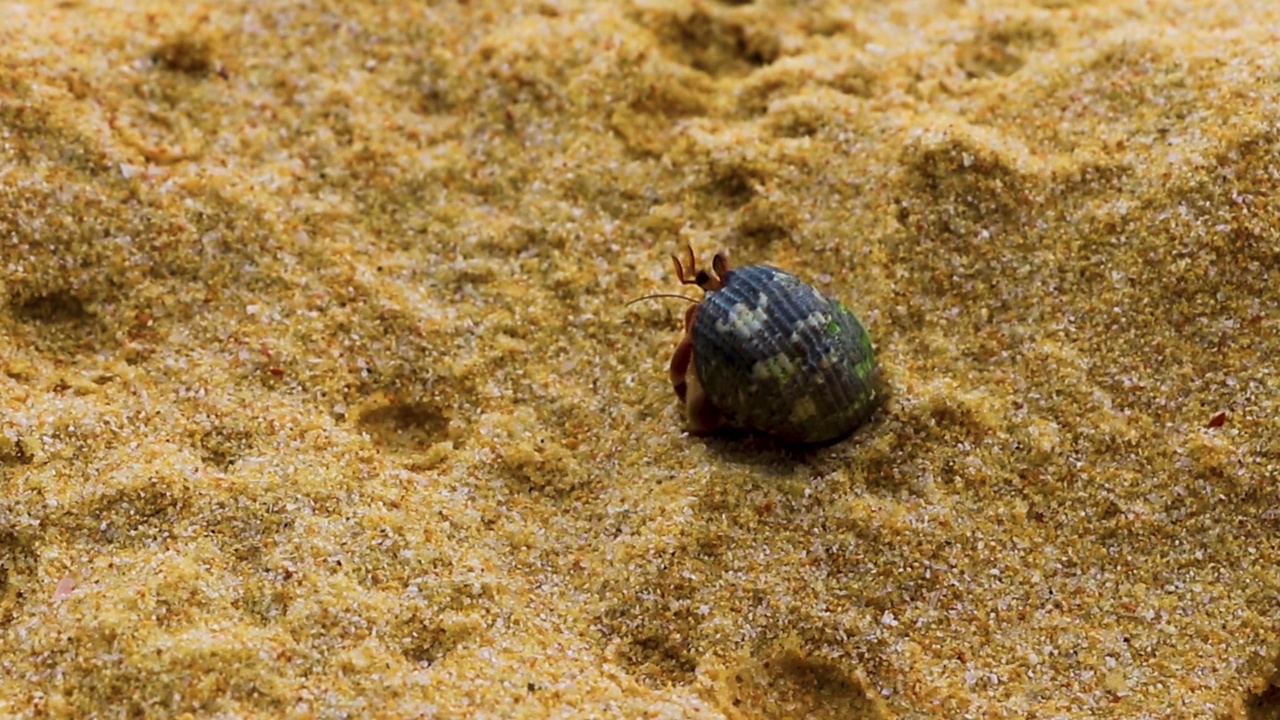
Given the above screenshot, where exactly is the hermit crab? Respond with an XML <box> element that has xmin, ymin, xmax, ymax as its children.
<box><xmin>654</xmin><ymin>245</ymin><xmax>883</xmax><ymax>445</ymax></box>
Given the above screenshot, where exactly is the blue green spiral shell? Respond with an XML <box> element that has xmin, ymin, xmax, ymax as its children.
<box><xmin>691</xmin><ymin>265</ymin><xmax>882</xmax><ymax>444</ymax></box>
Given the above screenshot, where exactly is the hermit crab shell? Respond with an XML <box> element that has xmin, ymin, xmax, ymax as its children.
<box><xmin>688</xmin><ymin>264</ymin><xmax>882</xmax><ymax>444</ymax></box>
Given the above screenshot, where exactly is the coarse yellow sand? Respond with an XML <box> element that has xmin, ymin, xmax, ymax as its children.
<box><xmin>2</xmin><ymin>0</ymin><xmax>1280</xmax><ymax>717</ymax></box>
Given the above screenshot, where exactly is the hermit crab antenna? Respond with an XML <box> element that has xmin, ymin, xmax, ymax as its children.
<box><xmin>624</xmin><ymin>293</ymin><xmax>698</xmax><ymax>308</ymax></box>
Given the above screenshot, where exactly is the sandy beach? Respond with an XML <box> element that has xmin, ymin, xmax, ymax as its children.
<box><xmin>3</xmin><ymin>0</ymin><xmax>1280</xmax><ymax>717</ymax></box>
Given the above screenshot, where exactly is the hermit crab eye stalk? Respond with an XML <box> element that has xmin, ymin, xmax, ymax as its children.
<box><xmin>671</xmin><ymin>243</ymin><xmax>728</xmax><ymax>292</ymax></box>
<box><xmin>711</xmin><ymin>252</ymin><xmax>730</xmax><ymax>284</ymax></box>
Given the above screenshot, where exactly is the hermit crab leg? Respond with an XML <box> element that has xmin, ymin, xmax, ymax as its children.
<box><xmin>669</xmin><ymin>303</ymin><xmax>699</xmax><ymax>402</ymax></box>
<box><xmin>681</xmin><ymin>355</ymin><xmax>723</xmax><ymax>435</ymax></box>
